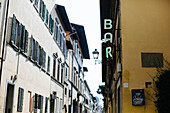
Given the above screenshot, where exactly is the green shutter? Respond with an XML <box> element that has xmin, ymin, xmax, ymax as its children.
<box><xmin>11</xmin><ymin>14</ymin><xmax>16</xmax><ymax>44</ymax></box>
<box><xmin>21</xmin><ymin>25</ymin><xmax>25</xmax><ymax>51</ymax></box>
<box><xmin>18</xmin><ymin>24</ymin><xmax>23</xmax><ymax>49</ymax></box>
<box><xmin>46</xmin><ymin>10</ymin><xmax>48</xmax><ymax>25</ymax></box>
<box><xmin>40</xmin><ymin>96</ymin><xmax>43</xmax><ymax>113</ymax></box>
<box><xmin>43</xmin><ymin>4</ymin><xmax>46</xmax><ymax>20</ymax></box>
<box><xmin>49</xmin><ymin>15</ymin><xmax>51</xmax><ymax>30</ymax></box>
<box><xmin>24</xmin><ymin>30</ymin><xmax>29</xmax><ymax>53</ymax></box>
<box><xmin>34</xmin><ymin>0</ymin><xmax>38</xmax><ymax>8</ymax></box>
<box><xmin>29</xmin><ymin>36</ymin><xmax>33</xmax><ymax>59</ymax></box>
<box><xmin>43</xmin><ymin>51</ymin><xmax>46</xmax><ymax>69</ymax></box>
<box><xmin>47</xmin><ymin>56</ymin><xmax>50</xmax><ymax>73</ymax></box>
<box><xmin>34</xmin><ymin>93</ymin><xmax>38</xmax><ymax>112</ymax></box>
<box><xmin>34</xmin><ymin>41</ymin><xmax>39</xmax><ymax>62</ymax></box>
<box><xmin>51</xmin><ymin>19</ymin><xmax>54</xmax><ymax>33</ymax></box>
<box><xmin>39</xmin><ymin>0</ymin><xmax>43</xmax><ymax>16</ymax></box>
<box><xmin>45</xmin><ymin>97</ymin><xmax>48</xmax><ymax>113</ymax></box>
<box><xmin>17</xmin><ymin>88</ymin><xmax>24</xmax><ymax>112</ymax></box>
<box><xmin>39</xmin><ymin>47</ymin><xmax>43</xmax><ymax>66</ymax></box>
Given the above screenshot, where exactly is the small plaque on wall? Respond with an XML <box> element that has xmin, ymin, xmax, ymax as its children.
<box><xmin>132</xmin><ymin>89</ymin><xmax>145</xmax><ymax>106</ymax></box>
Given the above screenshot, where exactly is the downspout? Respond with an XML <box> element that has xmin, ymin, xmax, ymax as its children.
<box><xmin>0</xmin><ymin>0</ymin><xmax>10</xmax><ymax>85</ymax></box>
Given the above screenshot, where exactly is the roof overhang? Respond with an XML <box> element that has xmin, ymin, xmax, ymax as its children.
<box><xmin>71</xmin><ymin>23</ymin><xmax>90</xmax><ymax>59</ymax></box>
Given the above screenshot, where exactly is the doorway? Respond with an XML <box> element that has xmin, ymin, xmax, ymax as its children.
<box><xmin>5</xmin><ymin>83</ymin><xmax>14</xmax><ymax>113</ymax></box>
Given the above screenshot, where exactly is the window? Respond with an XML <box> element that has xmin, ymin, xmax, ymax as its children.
<box><xmin>34</xmin><ymin>0</ymin><xmax>39</xmax><ymax>8</ymax></box>
<box><xmin>57</xmin><ymin>62</ymin><xmax>60</xmax><ymax>81</ymax></box>
<box><xmin>65</xmin><ymin>88</ymin><xmax>67</xmax><ymax>96</ymax></box>
<box><xmin>47</xmin><ymin>56</ymin><xmax>50</xmax><ymax>73</ymax></box>
<box><xmin>65</xmin><ymin>67</ymin><xmax>67</xmax><ymax>81</ymax></box>
<box><xmin>38</xmin><ymin>95</ymin><xmax>43</xmax><ymax>113</ymax></box>
<box><xmin>61</xmin><ymin>66</ymin><xmax>64</xmax><ymax>83</ymax></box>
<box><xmin>45</xmin><ymin>9</ymin><xmax>49</xmax><ymax>25</ymax></box>
<box><xmin>17</xmin><ymin>87</ymin><xmax>24</xmax><ymax>112</ymax></box>
<box><xmin>60</xmin><ymin>99</ymin><xmax>63</xmax><ymax>113</ymax></box>
<box><xmin>49</xmin><ymin>15</ymin><xmax>54</xmax><ymax>33</ymax></box>
<box><xmin>10</xmin><ymin>15</ymin><xmax>28</xmax><ymax>54</ymax></box>
<box><xmin>145</xmin><ymin>82</ymin><xmax>152</xmax><ymax>88</ymax></box>
<box><xmin>33</xmin><ymin>93</ymin><xmax>38</xmax><ymax>112</ymax></box>
<box><xmin>53</xmin><ymin>58</ymin><xmax>56</xmax><ymax>77</ymax></box>
<box><xmin>141</xmin><ymin>53</ymin><xmax>163</xmax><ymax>68</ymax></box>
<box><xmin>39</xmin><ymin>0</ymin><xmax>46</xmax><ymax>20</ymax></box>
<box><xmin>45</xmin><ymin>97</ymin><xmax>48</xmax><ymax>113</ymax></box>
<box><xmin>54</xmin><ymin>24</ymin><xmax>59</xmax><ymax>41</ymax></box>
<box><xmin>56</xmin><ymin>98</ymin><xmax>59</xmax><ymax>113</ymax></box>
<box><xmin>60</xmin><ymin>33</ymin><xmax>63</xmax><ymax>50</ymax></box>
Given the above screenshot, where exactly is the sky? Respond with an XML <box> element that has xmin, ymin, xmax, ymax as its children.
<box><xmin>55</xmin><ymin>0</ymin><xmax>103</xmax><ymax>103</ymax></box>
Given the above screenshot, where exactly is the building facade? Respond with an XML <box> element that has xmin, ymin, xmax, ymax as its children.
<box><xmin>0</xmin><ymin>0</ymin><xmax>92</xmax><ymax>113</ymax></box>
<box><xmin>100</xmin><ymin>0</ymin><xmax>170</xmax><ymax>113</ymax></box>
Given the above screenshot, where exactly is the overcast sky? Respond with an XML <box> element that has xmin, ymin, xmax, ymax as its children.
<box><xmin>55</xmin><ymin>0</ymin><xmax>103</xmax><ymax>103</ymax></box>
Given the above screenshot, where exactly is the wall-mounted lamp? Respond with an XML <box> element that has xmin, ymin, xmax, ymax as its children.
<box><xmin>92</xmin><ymin>49</ymin><xmax>102</xmax><ymax>65</ymax></box>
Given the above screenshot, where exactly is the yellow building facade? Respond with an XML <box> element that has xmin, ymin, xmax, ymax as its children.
<box><xmin>100</xmin><ymin>0</ymin><xmax>170</xmax><ymax>113</ymax></box>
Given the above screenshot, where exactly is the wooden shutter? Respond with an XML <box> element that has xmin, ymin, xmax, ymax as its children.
<box><xmin>51</xmin><ymin>19</ymin><xmax>54</xmax><ymax>33</ymax></box>
<box><xmin>11</xmin><ymin>14</ymin><xmax>16</xmax><ymax>44</ymax></box>
<box><xmin>21</xmin><ymin>25</ymin><xmax>25</xmax><ymax>51</ymax></box>
<box><xmin>46</xmin><ymin>9</ymin><xmax>48</xmax><ymax>25</ymax></box>
<box><xmin>43</xmin><ymin>4</ymin><xmax>46</xmax><ymax>20</ymax></box>
<box><xmin>39</xmin><ymin>47</ymin><xmax>43</xmax><ymax>66</ymax></box>
<box><xmin>24</xmin><ymin>30</ymin><xmax>29</xmax><ymax>53</ymax></box>
<box><xmin>47</xmin><ymin>56</ymin><xmax>50</xmax><ymax>73</ymax></box>
<box><xmin>39</xmin><ymin>0</ymin><xmax>43</xmax><ymax>16</ymax></box>
<box><xmin>34</xmin><ymin>93</ymin><xmax>38</xmax><ymax>112</ymax></box>
<box><xmin>18</xmin><ymin>24</ymin><xmax>23</xmax><ymax>49</ymax></box>
<box><xmin>17</xmin><ymin>87</ymin><xmax>24</xmax><ymax>112</ymax></box>
<box><xmin>43</xmin><ymin>51</ymin><xmax>46</xmax><ymax>69</ymax></box>
<box><xmin>38</xmin><ymin>95</ymin><xmax>41</xmax><ymax>109</ymax></box>
<box><xmin>34</xmin><ymin>41</ymin><xmax>39</xmax><ymax>62</ymax></box>
<box><xmin>49</xmin><ymin>15</ymin><xmax>51</xmax><ymax>30</ymax></box>
<box><xmin>40</xmin><ymin>96</ymin><xmax>43</xmax><ymax>113</ymax></box>
<box><xmin>29</xmin><ymin>36</ymin><xmax>33</xmax><ymax>59</ymax></box>
<box><xmin>45</xmin><ymin>97</ymin><xmax>48</xmax><ymax>113</ymax></box>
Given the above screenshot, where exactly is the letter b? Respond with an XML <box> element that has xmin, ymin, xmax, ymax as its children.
<box><xmin>104</xmin><ymin>19</ymin><xmax>112</xmax><ymax>29</ymax></box>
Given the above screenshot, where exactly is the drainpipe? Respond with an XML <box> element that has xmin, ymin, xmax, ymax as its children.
<box><xmin>0</xmin><ymin>0</ymin><xmax>10</xmax><ymax>85</ymax></box>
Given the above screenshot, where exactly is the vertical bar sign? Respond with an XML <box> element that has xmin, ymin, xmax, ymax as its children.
<box><xmin>103</xmin><ymin>19</ymin><xmax>113</xmax><ymax>58</ymax></box>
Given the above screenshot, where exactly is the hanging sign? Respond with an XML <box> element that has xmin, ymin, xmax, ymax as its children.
<box><xmin>103</xmin><ymin>19</ymin><xmax>113</xmax><ymax>58</ymax></box>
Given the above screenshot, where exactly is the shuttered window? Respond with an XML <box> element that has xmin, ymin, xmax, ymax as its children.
<box><xmin>24</xmin><ymin>30</ymin><xmax>29</xmax><ymax>53</ymax></box>
<box><xmin>53</xmin><ymin>58</ymin><xmax>56</xmax><ymax>77</ymax></box>
<box><xmin>47</xmin><ymin>56</ymin><xmax>50</xmax><ymax>73</ymax></box>
<box><xmin>39</xmin><ymin>47</ymin><xmax>43</xmax><ymax>66</ymax></box>
<box><xmin>43</xmin><ymin>50</ymin><xmax>46</xmax><ymax>69</ymax></box>
<box><xmin>11</xmin><ymin>14</ymin><xmax>17</xmax><ymax>44</ymax></box>
<box><xmin>45</xmin><ymin>9</ymin><xmax>49</xmax><ymax>25</ymax></box>
<box><xmin>63</xmin><ymin>39</ymin><xmax>66</xmax><ymax>55</ymax></box>
<box><xmin>54</xmin><ymin>24</ymin><xmax>58</xmax><ymax>41</ymax></box>
<box><xmin>38</xmin><ymin>95</ymin><xmax>43</xmax><ymax>113</ymax></box>
<box><xmin>29</xmin><ymin>35</ymin><xmax>34</xmax><ymax>59</ymax></box>
<box><xmin>45</xmin><ymin>97</ymin><xmax>48</xmax><ymax>113</ymax></box>
<box><xmin>34</xmin><ymin>41</ymin><xmax>39</xmax><ymax>63</ymax></box>
<box><xmin>34</xmin><ymin>0</ymin><xmax>39</xmax><ymax>8</ymax></box>
<box><xmin>42</xmin><ymin>4</ymin><xmax>46</xmax><ymax>20</ymax></box>
<box><xmin>57</xmin><ymin>29</ymin><xmax>60</xmax><ymax>45</ymax></box>
<box><xmin>56</xmin><ymin>98</ymin><xmax>59</xmax><ymax>113</ymax></box>
<box><xmin>17</xmin><ymin>87</ymin><xmax>24</xmax><ymax>112</ymax></box>
<box><xmin>39</xmin><ymin>0</ymin><xmax>43</xmax><ymax>16</ymax></box>
<box><xmin>60</xmin><ymin>99</ymin><xmax>62</xmax><ymax>113</ymax></box>
<box><xmin>34</xmin><ymin>93</ymin><xmax>38</xmax><ymax>112</ymax></box>
<box><xmin>57</xmin><ymin>62</ymin><xmax>60</xmax><ymax>81</ymax></box>
<box><xmin>61</xmin><ymin>66</ymin><xmax>64</xmax><ymax>83</ymax></box>
<box><xmin>49</xmin><ymin>15</ymin><xmax>54</xmax><ymax>33</ymax></box>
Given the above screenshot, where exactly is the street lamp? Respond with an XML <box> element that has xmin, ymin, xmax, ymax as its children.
<box><xmin>92</xmin><ymin>49</ymin><xmax>102</xmax><ymax>64</ymax></box>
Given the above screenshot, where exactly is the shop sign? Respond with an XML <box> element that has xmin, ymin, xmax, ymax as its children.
<box><xmin>103</xmin><ymin>19</ymin><xmax>113</xmax><ymax>58</ymax></box>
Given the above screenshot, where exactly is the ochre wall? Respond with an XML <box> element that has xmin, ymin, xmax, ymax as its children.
<box><xmin>121</xmin><ymin>0</ymin><xmax>170</xmax><ymax>113</ymax></box>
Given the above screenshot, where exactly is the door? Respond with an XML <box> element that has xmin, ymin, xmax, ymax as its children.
<box><xmin>5</xmin><ymin>84</ymin><xmax>14</xmax><ymax>113</ymax></box>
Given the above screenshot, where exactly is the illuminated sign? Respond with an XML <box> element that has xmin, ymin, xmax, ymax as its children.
<box><xmin>103</xmin><ymin>19</ymin><xmax>113</xmax><ymax>58</ymax></box>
